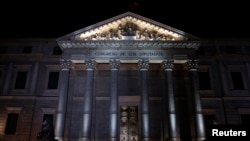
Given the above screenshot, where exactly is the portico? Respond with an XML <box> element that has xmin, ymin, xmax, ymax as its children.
<box><xmin>55</xmin><ymin>12</ymin><xmax>205</xmax><ymax>141</ymax></box>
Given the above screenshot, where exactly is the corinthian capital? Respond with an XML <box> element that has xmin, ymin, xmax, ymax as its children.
<box><xmin>187</xmin><ymin>59</ymin><xmax>199</xmax><ymax>71</ymax></box>
<box><xmin>60</xmin><ymin>59</ymin><xmax>72</xmax><ymax>70</ymax></box>
<box><xmin>109</xmin><ymin>59</ymin><xmax>120</xmax><ymax>70</ymax></box>
<box><xmin>138</xmin><ymin>59</ymin><xmax>149</xmax><ymax>70</ymax></box>
<box><xmin>162</xmin><ymin>59</ymin><xmax>174</xmax><ymax>71</ymax></box>
<box><xmin>85</xmin><ymin>59</ymin><xmax>96</xmax><ymax>70</ymax></box>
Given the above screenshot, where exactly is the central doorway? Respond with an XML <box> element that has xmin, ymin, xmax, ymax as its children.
<box><xmin>120</xmin><ymin>106</ymin><xmax>139</xmax><ymax>141</ymax></box>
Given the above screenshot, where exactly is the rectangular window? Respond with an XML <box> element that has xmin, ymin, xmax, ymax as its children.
<box><xmin>53</xmin><ymin>46</ymin><xmax>62</xmax><ymax>55</ymax></box>
<box><xmin>241</xmin><ymin>114</ymin><xmax>250</xmax><ymax>125</ymax></box>
<box><xmin>230</xmin><ymin>71</ymin><xmax>244</xmax><ymax>90</ymax></box>
<box><xmin>43</xmin><ymin>114</ymin><xmax>54</xmax><ymax>122</ymax></box>
<box><xmin>5</xmin><ymin>113</ymin><xmax>19</xmax><ymax>135</ymax></box>
<box><xmin>42</xmin><ymin>114</ymin><xmax>54</xmax><ymax>130</ymax></box>
<box><xmin>15</xmin><ymin>71</ymin><xmax>28</xmax><ymax>89</ymax></box>
<box><xmin>199</xmin><ymin>72</ymin><xmax>211</xmax><ymax>90</ymax></box>
<box><xmin>22</xmin><ymin>46</ymin><xmax>32</xmax><ymax>53</ymax></box>
<box><xmin>48</xmin><ymin>72</ymin><xmax>59</xmax><ymax>89</ymax></box>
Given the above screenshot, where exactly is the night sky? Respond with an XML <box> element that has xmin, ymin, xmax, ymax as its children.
<box><xmin>0</xmin><ymin>1</ymin><xmax>249</xmax><ymax>39</ymax></box>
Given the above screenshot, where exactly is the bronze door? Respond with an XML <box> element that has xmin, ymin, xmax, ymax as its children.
<box><xmin>120</xmin><ymin>106</ymin><xmax>139</xmax><ymax>141</ymax></box>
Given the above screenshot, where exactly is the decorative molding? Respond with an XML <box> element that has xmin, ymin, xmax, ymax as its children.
<box><xmin>85</xmin><ymin>59</ymin><xmax>96</xmax><ymax>70</ymax></box>
<box><xmin>58</xmin><ymin>40</ymin><xmax>200</xmax><ymax>50</ymax></box>
<box><xmin>187</xmin><ymin>59</ymin><xmax>199</xmax><ymax>71</ymax></box>
<box><xmin>0</xmin><ymin>96</ymin><xmax>36</xmax><ymax>100</ymax></box>
<box><xmin>109</xmin><ymin>59</ymin><xmax>120</xmax><ymax>70</ymax></box>
<box><xmin>162</xmin><ymin>59</ymin><xmax>174</xmax><ymax>71</ymax></box>
<box><xmin>96</xmin><ymin>97</ymin><xmax>110</xmax><ymax>100</ymax></box>
<box><xmin>149</xmin><ymin>97</ymin><xmax>162</xmax><ymax>100</ymax></box>
<box><xmin>41</xmin><ymin>108</ymin><xmax>56</xmax><ymax>113</ymax></box>
<box><xmin>60</xmin><ymin>59</ymin><xmax>72</xmax><ymax>70</ymax></box>
<box><xmin>5</xmin><ymin>107</ymin><xmax>22</xmax><ymax>111</ymax></box>
<box><xmin>138</xmin><ymin>59</ymin><xmax>149</xmax><ymax>70</ymax></box>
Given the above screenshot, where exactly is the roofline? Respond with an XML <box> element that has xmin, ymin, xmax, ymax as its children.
<box><xmin>57</xmin><ymin>11</ymin><xmax>200</xmax><ymax>42</ymax></box>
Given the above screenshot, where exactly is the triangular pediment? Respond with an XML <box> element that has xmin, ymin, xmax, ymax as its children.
<box><xmin>57</xmin><ymin>12</ymin><xmax>199</xmax><ymax>42</ymax></box>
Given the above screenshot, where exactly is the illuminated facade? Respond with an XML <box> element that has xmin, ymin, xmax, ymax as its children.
<box><xmin>0</xmin><ymin>12</ymin><xmax>250</xmax><ymax>141</ymax></box>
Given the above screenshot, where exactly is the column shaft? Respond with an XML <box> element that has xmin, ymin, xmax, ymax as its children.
<box><xmin>55</xmin><ymin>59</ymin><xmax>71</xmax><ymax>141</ymax></box>
<box><xmin>138</xmin><ymin>59</ymin><xmax>149</xmax><ymax>141</ymax></box>
<box><xmin>163</xmin><ymin>60</ymin><xmax>178</xmax><ymax>141</ymax></box>
<box><xmin>109</xmin><ymin>59</ymin><xmax>120</xmax><ymax>141</ymax></box>
<box><xmin>188</xmin><ymin>60</ymin><xmax>205</xmax><ymax>141</ymax></box>
<box><xmin>3</xmin><ymin>63</ymin><xmax>13</xmax><ymax>95</ymax></box>
<box><xmin>82</xmin><ymin>60</ymin><xmax>95</xmax><ymax>140</ymax></box>
<box><xmin>141</xmin><ymin>70</ymin><xmax>149</xmax><ymax>140</ymax></box>
<box><xmin>29</xmin><ymin>62</ymin><xmax>39</xmax><ymax>94</ymax></box>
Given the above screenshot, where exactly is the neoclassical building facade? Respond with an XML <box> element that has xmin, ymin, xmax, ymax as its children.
<box><xmin>0</xmin><ymin>12</ymin><xmax>250</xmax><ymax>141</ymax></box>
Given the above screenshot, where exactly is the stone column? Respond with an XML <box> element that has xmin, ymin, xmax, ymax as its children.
<box><xmin>82</xmin><ymin>59</ymin><xmax>96</xmax><ymax>141</ymax></box>
<box><xmin>3</xmin><ymin>63</ymin><xmax>13</xmax><ymax>95</ymax></box>
<box><xmin>29</xmin><ymin>62</ymin><xmax>39</xmax><ymax>94</ymax></box>
<box><xmin>138</xmin><ymin>59</ymin><xmax>150</xmax><ymax>141</ymax></box>
<box><xmin>187</xmin><ymin>59</ymin><xmax>205</xmax><ymax>141</ymax></box>
<box><xmin>55</xmin><ymin>59</ymin><xmax>72</xmax><ymax>141</ymax></box>
<box><xmin>162</xmin><ymin>59</ymin><xmax>179</xmax><ymax>141</ymax></box>
<box><xmin>109</xmin><ymin>59</ymin><xmax>120</xmax><ymax>141</ymax></box>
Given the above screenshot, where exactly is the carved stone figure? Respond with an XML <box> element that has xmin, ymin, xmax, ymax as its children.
<box><xmin>122</xmin><ymin>23</ymin><xmax>137</xmax><ymax>36</ymax></box>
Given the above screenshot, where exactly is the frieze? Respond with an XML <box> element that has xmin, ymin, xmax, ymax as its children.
<box><xmin>93</xmin><ymin>50</ymin><xmax>164</xmax><ymax>58</ymax></box>
<box><xmin>70</xmin><ymin>50</ymin><xmax>190</xmax><ymax>61</ymax></box>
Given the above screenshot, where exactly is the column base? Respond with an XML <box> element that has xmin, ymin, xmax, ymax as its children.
<box><xmin>109</xmin><ymin>137</ymin><xmax>118</xmax><ymax>141</ymax></box>
<box><xmin>142</xmin><ymin>138</ymin><xmax>150</xmax><ymax>141</ymax></box>
<box><xmin>169</xmin><ymin>138</ymin><xmax>181</xmax><ymax>141</ymax></box>
<box><xmin>54</xmin><ymin>137</ymin><xmax>64</xmax><ymax>141</ymax></box>
<box><xmin>163</xmin><ymin>138</ymin><xmax>181</xmax><ymax>141</ymax></box>
<box><xmin>79</xmin><ymin>137</ymin><xmax>90</xmax><ymax>141</ymax></box>
<box><xmin>195</xmin><ymin>137</ymin><xmax>206</xmax><ymax>141</ymax></box>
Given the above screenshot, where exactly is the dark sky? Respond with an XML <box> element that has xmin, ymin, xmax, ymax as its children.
<box><xmin>0</xmin><ymin>1</ymin><xmax>250</xmax><ymax>39</ymax></box>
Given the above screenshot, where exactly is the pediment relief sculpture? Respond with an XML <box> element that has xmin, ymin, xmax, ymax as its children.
<box><xmin>74</xmin><ymin>16</ymin><xmax>186</xmax><ymax>41</ymax></box>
